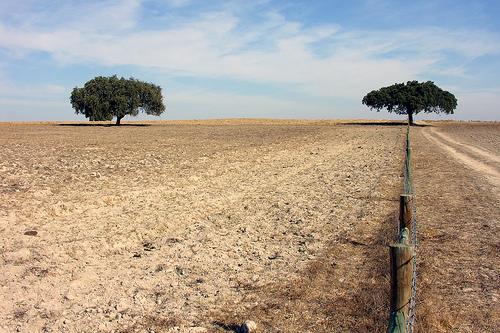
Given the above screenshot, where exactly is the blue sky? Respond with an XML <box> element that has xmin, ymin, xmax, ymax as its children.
<box><xmin>0</xmin><ymin>0</ymin><xmax>499</xmax><ymax>121</ymax></box>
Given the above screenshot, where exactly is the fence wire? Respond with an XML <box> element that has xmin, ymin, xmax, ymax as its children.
<box><xmin>403</xmin><ymin>126</ymin><xmax>418</xmax><ymax>333</ymax></box>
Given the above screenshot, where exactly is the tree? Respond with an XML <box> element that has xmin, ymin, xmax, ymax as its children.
<box><xmin>70</xmin><ymin>75</ymin><xmax>165</xmax><ymax>125</ymax></box>
<box><xmin>362</xmin><ymin>81</ymin><xmax>457</xmax><ymax>125</ymax></box>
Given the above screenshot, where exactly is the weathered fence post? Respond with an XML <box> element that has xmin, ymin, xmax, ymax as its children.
<box><xmin>388</xmin><ymin>126</ymin><xmax>416</xmax><ymax>332</ymax></box>
<box><xmin>399</xmin><ymin>194</ymin><xmax>414</xmax><ymax>233</ymax></box>
<box><xmin>387</xmin><ymin>231</ymin><xmax>414</xmax><ymax>333</ymax></box>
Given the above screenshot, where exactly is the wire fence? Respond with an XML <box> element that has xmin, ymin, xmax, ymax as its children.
<box><xmin>404</xmin><ymin>126</ymin><xmax>418</xmax><ymax>333</ymax></box>
<box><xmin>388</xmin><ymin>125</ymin><xmax>418</xmax><ymax>333</ymax></box>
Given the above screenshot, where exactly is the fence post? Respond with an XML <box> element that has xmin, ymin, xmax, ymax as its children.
<box><xmin>399</xmin><ymin>194</ymin><xmax>414</xmax><ymax>234</ymax></box>
<box><xmin>388</xmin><ymin>125</ymin><xmax>416</xmax><ymax>332</ymax></box>
<box><xmin>405</xmin><ymin>131</ymin><xmax>413</xmax><ymax>192</ymax></box>
<box><xmin>387</xmin><ymin>235</ymin><xmax>414</xmax><ymax>333</ymax></box>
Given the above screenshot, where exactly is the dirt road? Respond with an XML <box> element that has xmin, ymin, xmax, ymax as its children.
<box><xmin>414</xmin><ymin>122</ymin><xmax>499</xmax><ymax>332</ymax></box>
<box><xmin>422</xmin><ymin>126</ymin><xmax>500</xmax><ymax>188</ymax></box>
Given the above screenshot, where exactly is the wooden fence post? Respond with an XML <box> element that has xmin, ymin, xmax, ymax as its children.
<box><xmin>387</xmin><ymin>238</ymin><xmax>414</xmax><ymax>333</ymax></box>
<box><xmin>399</xmin><ymin>194</ymin><xmax>414</xmax><ymax>234</ymax></box>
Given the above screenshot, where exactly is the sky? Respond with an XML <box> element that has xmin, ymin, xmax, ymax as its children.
<box><xmin>0</xmin><ymin>0</ymin><xmax>499</xmax><ymax>121</ymax></box>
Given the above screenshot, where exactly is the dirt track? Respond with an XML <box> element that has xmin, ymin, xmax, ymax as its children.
<box><xmin>422</xmin><ymin>126</ymin><xmax>500</xmax><ymax>188</ymax></box>
<box><xmin>414</xmin><ymin>122</ymin><xmax>499</xmax><ymax>332</ymax></box>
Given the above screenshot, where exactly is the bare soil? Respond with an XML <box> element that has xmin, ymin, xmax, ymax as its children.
<box><xmin>1</xmin><ymin>120</ymin><xmax>498</xmax><ymax>333</ymax></box>
<box><xmin>0</xmin><ymin>120</ymin><xmax>404</xmax><ymax>333</ymax></box>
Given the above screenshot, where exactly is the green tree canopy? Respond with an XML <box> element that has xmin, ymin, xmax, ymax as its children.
<box><xmin>70</xmin><ymin>75</ymin><xmax>165</xmax><ymax>125</ymax></box>
<box><xmin>362</xmin><ymin>81</ymin><xmax>457</xmax><ymax>125</ymax></box>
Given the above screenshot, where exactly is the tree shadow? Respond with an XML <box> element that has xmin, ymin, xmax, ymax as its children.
<box><xmin>340</xmin><ymin>121</ymin><xmax>431</xmax><ymax>127</ymax></box>
<box><xmin>57</xmin><ymin>123</ymin><xmax>151</xmax><ymax>127</ymax></box>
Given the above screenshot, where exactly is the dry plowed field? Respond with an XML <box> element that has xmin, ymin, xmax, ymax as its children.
<box><xmin>0</xmin><ymin>120</ymin><xmax>498</xmax><ymax>333</ymax></box>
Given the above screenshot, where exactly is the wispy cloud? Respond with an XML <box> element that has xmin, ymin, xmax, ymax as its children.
<box><xmin>0</xmin><ymin>0</ymin><xmax>499</xmax><ymax>120</ymax></box>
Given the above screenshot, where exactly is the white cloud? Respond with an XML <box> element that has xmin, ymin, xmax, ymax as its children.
<box><xmin>0</xmin><ymin>1</ymin><xmax>499</xmax><ymax>120</ymax></box>
<box><xmin>1</xmin><ymin>5</ymin><xmax>496</xmax><ymax>94</ymax></box>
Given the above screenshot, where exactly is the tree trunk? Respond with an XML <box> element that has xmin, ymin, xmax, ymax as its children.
<box><xmin>116</xmin><ymin>116</ymin><xmax>123</xmax><ymax>126</ymax></box>
<box><xmin>408</xmin><ymin>112</ymin><xmax>414</xmax><ymax>126</ymax></box>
